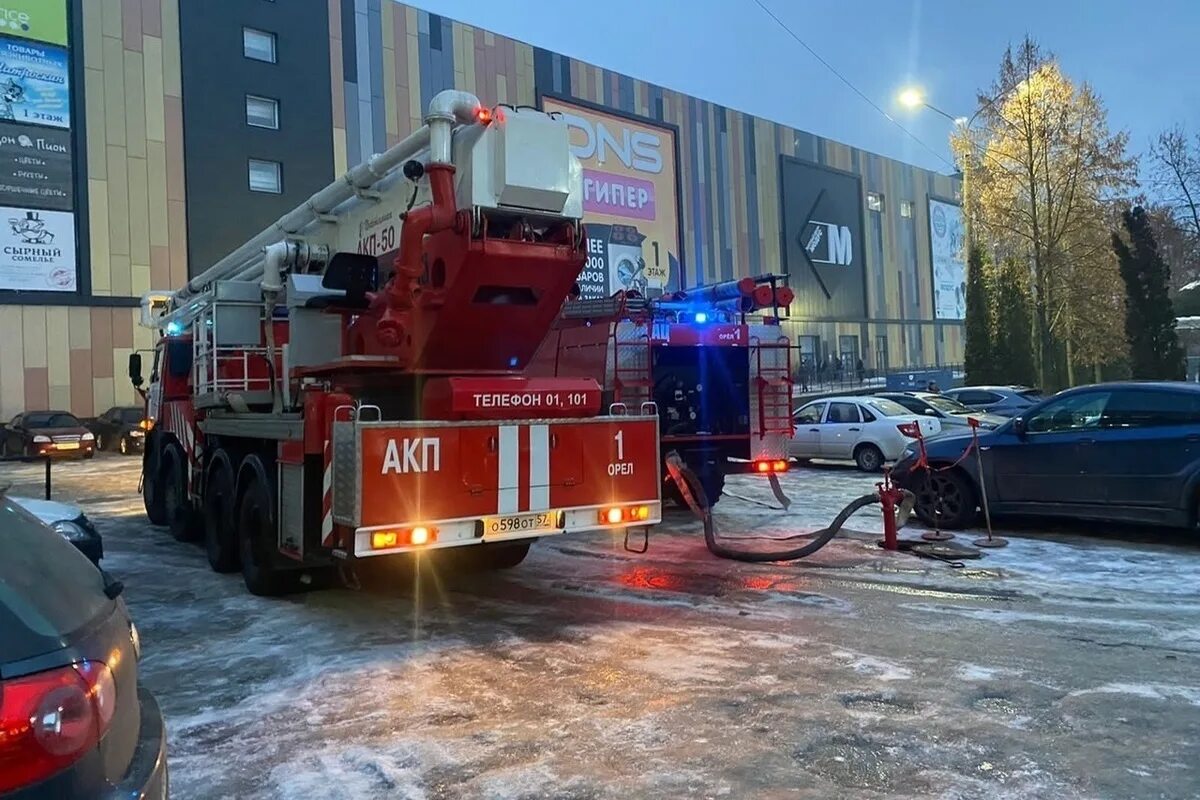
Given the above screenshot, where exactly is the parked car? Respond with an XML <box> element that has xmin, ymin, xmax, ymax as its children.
<box><xmin>940</xmin><ymin>385</ymin><xmax>1043</xmax><ymax>418</ymax></box>
<box><xmin>0</xmin><ymin>494</ymin><xmax>168</xmax><ymax>797</ymax></box>
<box><xmin>88</xmin><ymin>406</ymin><xmax>149</xmax><ymax>456</ymax></box>
<box><xmin>875</xmin><ymin>391</ymin><xmax>1008</xmax><ymax>430</ymax></box>
<box><xmin>791</xmin><ymin>396</ymin><xmax>942</xmax><ymax>471</ymax></box>
<box><xmin>1</xmin><ymin>411</ymin><xmax>96</xmax><ymax>459</ymax></box>
<box><xmin>8</xmin><ymin>495</ymin><xmax>104</xmax><ymax>566</ymax></box>
<box><xmin>892</xmin><ymin>382</ymin><xmax>1200</xmax><ymax>529</ymax></box>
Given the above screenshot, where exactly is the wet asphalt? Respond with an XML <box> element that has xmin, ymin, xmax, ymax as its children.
<box><xmin>6</xmin><ymin>454</ymin><xmax>1199</xmax><ymax>799</ymax></box>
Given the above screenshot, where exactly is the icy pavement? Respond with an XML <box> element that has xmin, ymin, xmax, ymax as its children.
<box><xmin>6</xmin><ymin>456</ymin><xmax>1199</xmax><ymax>799</ymax></box>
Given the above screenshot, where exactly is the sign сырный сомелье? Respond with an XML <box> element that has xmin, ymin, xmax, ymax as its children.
<box><xmin>0</xmin><ymin>205</ymin><xmax>75</xmax><ymax>291</ymax></box>
<box><xmin>542</xmin><ymin>97</ymin><xmax>681</xmax><ymax>300</ymax></box>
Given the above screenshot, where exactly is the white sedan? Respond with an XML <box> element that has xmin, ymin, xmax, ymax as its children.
<box><xmin>790</xmin><ymin>396</ymin><xmax>942</xmax><ymax>471</ymax></box>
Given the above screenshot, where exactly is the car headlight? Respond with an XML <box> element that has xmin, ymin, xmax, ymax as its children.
<box><xmin>130</xmin><ymin>429</ymin><xmax>145</xmax><ymax>437</ymax></box>
<box><xmin>81</xmin><ymin>432</ymin><xmax>95</xmax><ymax>441</ymax></box>
<box><xmin>33</xmin><ymin>434</ymin><xmax>50</xmax><ymax>443</ymax></box>
<box><xmin>52</xmin><ymin>519</ymin><xmax>90</xmax><ymax>543</ymax></box>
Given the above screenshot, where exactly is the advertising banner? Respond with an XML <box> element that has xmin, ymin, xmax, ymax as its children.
<box><xmin>929</xmin><ymin>198</ymin><xmax>966</xmax><ymax>320</ymax></box>
<box><xmin>0</xmin><ymin>206</ymin><xmax>75</xmax><ymax>291</ymax></box>
<box><xmin>779</xmin><ymin>157</ymin><xmax>866</xmax><ymax>318</ymax></box>
<box><xmin>0</xmin><ymin>1</ymin><xmax>68</xmax><ymax>46</ymax></box>
<box><xmin>542</xmin><ymin>97</ymin><xmax>681</xmax><ymax>300</ymax></box>
<box><xmin>0</xmin><ymin>37</ymin><xmax>70</xmax><ymax>129</ymax></box>
<box><xmin>0</xmin><ymin>121</ymin><xmax>70</xmax><ymax>209</ymax></box>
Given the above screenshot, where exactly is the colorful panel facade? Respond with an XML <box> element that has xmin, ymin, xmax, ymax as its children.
<box><xmin>330</xmin><ymin>1</ymin><xmax>964</xmax><ymax>371</ymax></box>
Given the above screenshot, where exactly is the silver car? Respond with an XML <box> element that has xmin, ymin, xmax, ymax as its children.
<box><xmin>875</xmin><ymin>392</ymin><xmax>1008</xmax><ymax>430</ymax></box>
<box><xmin>940</xmin><ymin>385</ymin><xmax>1044</xmax><ymax>418</ymax></box>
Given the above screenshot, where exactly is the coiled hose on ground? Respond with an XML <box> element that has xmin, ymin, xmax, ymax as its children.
<box><xmin>664</xmin><ymin>453</ymin><xmax>915</xmax><ymax>563</ymax></box>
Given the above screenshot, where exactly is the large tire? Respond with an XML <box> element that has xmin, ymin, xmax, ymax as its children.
<box><xmin>237</xmin><ymin>464</ymin><xmax>297</xmax><ymax>596</ymax></box>
<box><xmin>163</xmin><ymin>445</ymin><xmax>200</xmax><ymax>542</ymax></box>
<box><xmin>914</xmin><ymin>468</ymin><xmax>977</xmax><ymax>530</ymax></box>
<box><xmin>142</xmin><ymin>447</ymin><xmax>168</xmax><ymax>525</ymax></box>
<box><xmin>203</xmin><ymin>458</ymin><xmax>239</xmax><ymax>573</ymax></box>
<box><xmin>854</xmin><ymin>443</ymin><xmax>884</xmax><ymax>473</ymax></box>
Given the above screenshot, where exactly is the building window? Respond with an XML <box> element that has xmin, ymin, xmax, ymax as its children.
<box><xmin>245</xmin><ymin>95</ymin><xmax>279</xmax><ymax>129</ymax></box>
<box><xmin>243</xmin><ymin>27</ymin><xmax>277</xmax><ymax>63</ymax></box>
<box><xmin>248</xmin><ymin>159</ymin><xmax>282</xmax><ymax>193</ymax></box>
<box><xmin>867</xmin><ymin>192</ymin><xmax>883</xmax><ymax>212</ymax></box>
<box><xmin>900</xmin><ymin>200</ymin><xmax>913</xmax><ymax>218</ymax></box>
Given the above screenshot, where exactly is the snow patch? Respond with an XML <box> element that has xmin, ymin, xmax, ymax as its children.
<box><xmin>1066</xmin><ymin>682</ymin><xmax>1200</xmax><ymax>706</ymax></box>
<box><xmin>832</xmin><ymin>650</ymin><xmax>913</xmax><ymax>681</ymax></box>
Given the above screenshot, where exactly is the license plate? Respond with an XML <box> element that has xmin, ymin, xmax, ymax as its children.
<box><xmin>482</xmin><ymin>511</ymin><xmax>560</xmax><ymax>539</ymax></box>
<box><xmin>55</xmin><ymin>442</ymin><xmax>80</xmax><ymax>450</ymax></box>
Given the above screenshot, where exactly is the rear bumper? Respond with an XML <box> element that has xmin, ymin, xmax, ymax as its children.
<box><xmin>352</xmin><ymin>501</ymin><xmax>663</xmax><ymax>557</ymax></box>
<box><xmin>107</xmin><ymin>688</ymin><xmax>169</xmax><ymax>800</ymax></box>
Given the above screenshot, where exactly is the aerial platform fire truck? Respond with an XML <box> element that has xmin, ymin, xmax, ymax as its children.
<box><xmin>129</xmin><ymin>91</ymin><xmax>662</xmax><ymax>595</ymax></box>
<box><xmin>528</xmin><ymin>275</ymin><xmax>796</xmax><ymax>506</ymax></box>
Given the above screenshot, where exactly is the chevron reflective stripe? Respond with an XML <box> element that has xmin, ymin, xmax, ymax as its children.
<box><xmin>321</xmin><ymin>439</ymin><xmax>334</xmax><ymax>546</ymax></box>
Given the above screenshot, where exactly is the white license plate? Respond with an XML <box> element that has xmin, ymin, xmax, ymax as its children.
<box><xmin>55</xmin><ymin>442</ymin><xmax>80</xmax><ymax>450</ymax></box>
<box><xmin>482</xmin><ymin>511</ymin><xmax>560</xmax><ymax>539</ymax></box>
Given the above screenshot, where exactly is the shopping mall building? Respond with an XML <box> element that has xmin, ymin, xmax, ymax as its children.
<box><xmin>0</xmin><ymin>0</ymin><xmax>964</xmax><ymax>418</ymax></box>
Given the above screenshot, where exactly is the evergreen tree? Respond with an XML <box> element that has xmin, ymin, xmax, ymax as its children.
<box><xmin>991</xmin><ymin>260</ymin><xmax>1038</xmax><ymax>387</ymax></box>
<box><xmin>963</xmin><ymin>244</ymin><xmax>995</xmax><ymax>384</ymax></box>
<box><xmin>1112</xmin><ymin>206</ymin><xmax>1186</xmax><ymax>380</ymax></box>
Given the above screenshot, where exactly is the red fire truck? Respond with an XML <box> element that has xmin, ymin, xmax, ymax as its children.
<box><xmin>129</xmin><ymin>91</ymin><xmax>661</xmax><ymax>595</ymax></box>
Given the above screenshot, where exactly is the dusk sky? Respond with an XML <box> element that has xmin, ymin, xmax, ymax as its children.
<box><xmin>410</xmin><ymin>0</ymin><xmax>1200</xmax><ymax>178</ymax></box>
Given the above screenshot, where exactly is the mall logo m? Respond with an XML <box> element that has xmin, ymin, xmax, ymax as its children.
<box><xmin>804</xmin><ymin>220</ymin><xmax>854</xmax><ymax>267</ymax></box>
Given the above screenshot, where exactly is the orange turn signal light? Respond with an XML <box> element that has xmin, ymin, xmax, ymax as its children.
<box><xmin>599</xmin><ymin>505</ymin><xmax>652</xmax><ymax>526</ymax></box>
<box><xmin>370</xmin><ymin>526</ymin><xmax>439</xmax><ymax>550</ymax></box>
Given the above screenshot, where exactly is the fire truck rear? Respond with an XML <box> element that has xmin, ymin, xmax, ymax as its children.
<box><xmin>529</xmin><ymin>276</ymin><xmax>795</xmax><ymax>506</ymax></box>
<box><xmin>129</xmin><ymin>91</ymin><xmax>661</xmax><ymax>595</ymax></box>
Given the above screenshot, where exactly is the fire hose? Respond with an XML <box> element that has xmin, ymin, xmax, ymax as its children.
<box><xmin>664</xmin><ymin>452</ymin><xmax>916</xmax><ymax>563</ymax></box>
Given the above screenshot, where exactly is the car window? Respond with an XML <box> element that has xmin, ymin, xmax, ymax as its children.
<box><xmin>1100</xmin><ymin>389</ymin><xmax>1200</xmax><ymax>428</ymax></box>
<box><xmin>120</xmin><ymin>408</ymin><xmax>144</xmax><ymax>424</ymax></box>
<box><xmin>1026</xmin><ymin>392</ymin><xmax>1111</xmax><ymax>433</ymax></box>
<box><xmin>954</xmin><ymin>390</ymin><xmax>1000</xmax><ymax>405</ymax></box>
<box><xmin>925</xmin><ymin>395</ymin><xmax>970</xmax><ymax>414</ymax></box>
<box><xmin>0</xmin><ymin>497</ymin><xmax>112</xmax><ymax>663</ymax></box>
<box><xmin>827</xmin><ymin>402</ymin><xmax>861</xmax><ymax>423</ymax></box>
<box><xmin>886</xmin><ymin>395</ymin><xmax>925</xmax><ymax>413</ymax></box>
<box><xmin>861</xmin><ymin>406</ymin><xmax>877</xmax><ymax>422</ymax></box>
<box><xmin>23</xmin><ymin>412</ymin><xmax>83</xmax><ymax>428</ymax></box>
<box><xmin>794</xmin><ymin>403</ymin><xmax>825</xmax><ymax>425</ymax></box>
<box><xmin>861</xmin><ymin>398</ymin><xmax>911</xmax><ymax>417</ymax></box>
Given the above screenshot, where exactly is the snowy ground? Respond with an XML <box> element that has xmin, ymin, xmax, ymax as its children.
<box><xmin>5</xmin><ymin>455</ymin><xmax>1200</xmax><ymax>799</ymax></box>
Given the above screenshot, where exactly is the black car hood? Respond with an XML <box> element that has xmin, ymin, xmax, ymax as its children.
<box><xmin>924</xmin><ymin>426</ymin><xmax>1001</xmax><ymax>453</ymax></box>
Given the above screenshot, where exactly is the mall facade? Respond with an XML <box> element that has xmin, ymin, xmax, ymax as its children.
<box><xmin>0</xmin><ymin>0</ymin><xmax>963</xmax><ymax>418</ymax></box>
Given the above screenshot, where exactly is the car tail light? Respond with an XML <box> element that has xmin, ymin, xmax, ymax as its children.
<box><xmin>897</xmin><ymin>422</ymin><xmax>922</xmax><ymax>438</ymax></box>
<box><xmin>598</xmin><ymin>505</ymin><xmax>651</xmax><ymax>525</ymax></box>
<box><xmin>0</xmin><ymin>661</ymin><xmax>116</xmax><ymax>793</ymax></box>
<box><xmin>753</xmin><ymin>459</ymin><xmax>790</xmax><ymax>474</ymax></box>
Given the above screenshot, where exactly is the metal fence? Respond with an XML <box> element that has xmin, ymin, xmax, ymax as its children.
<box><xmin>788</xmin><ymin>355</ymin><xmax>965</xmax><ymax>396</ymax></box>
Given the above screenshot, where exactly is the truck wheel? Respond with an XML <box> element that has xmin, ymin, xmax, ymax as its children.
<box><xmin>203</xmin><ymin>459</ymin><xmax>239</xmax><ymax>573</ymax></box>
<box><xmin>163</xmin><ymin>445</ymin><xmax>200</xmax><ymax>542</ymax></box>
<box><xmin>237</xmin><ymin>469</ymin><xmax>297</xmax><ymax>596</ymax></box>
<box><xmin>914</xmin><ymin>469</ymin><xmax>977</xmax><ymax>530</ymax></box>
<box><xmin>142</xmin><ymin>447</ymin><xmax>168</xmax><ymax>525</ymax></box>
<box><xmin>854</xmin><ymin>443</ymin><xmax>884</xmax><ymax>472</ymax></box>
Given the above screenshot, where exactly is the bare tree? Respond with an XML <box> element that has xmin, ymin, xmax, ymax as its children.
<box><xmin>1148</xmin><ymin>127</ymin><xmax>1200</xmax><ymax>242</ymax></box>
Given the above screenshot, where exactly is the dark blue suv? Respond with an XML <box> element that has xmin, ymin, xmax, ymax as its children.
<box><xmin>892</xmin><ymin>382</ymin><xmax>1200</xmax><ymax>530</ymax></box>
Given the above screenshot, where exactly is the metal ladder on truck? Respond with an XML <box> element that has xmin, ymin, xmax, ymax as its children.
<box><xmin>609</xmin><ymin>296</ymin><xmax>654</xmax><ymax>409</ymax></box>
<box><xmin>752</xmin><ymin>335</ymin><xmax>793</xmax><ymax>439</ymax></box>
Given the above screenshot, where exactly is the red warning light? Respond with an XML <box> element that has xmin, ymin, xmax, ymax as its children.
<box><xmin>475</xmin><ymin>106</ymin><xmax>493</xmax><ymax>125</ymax></box>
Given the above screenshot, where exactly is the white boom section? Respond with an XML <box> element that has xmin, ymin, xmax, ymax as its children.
<box><xmin>155</xmin><ymin>90</ymin><xmax>482</xmax><ymax>328</ymax></box>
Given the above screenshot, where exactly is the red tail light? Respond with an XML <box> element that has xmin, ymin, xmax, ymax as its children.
<box><xmin>753</xmin><ymin>459</ymin><xmax>791</xmax><ymax>474</ymax></box>
<box><xmin>598</xmin><ymin>505</ymin><xmax>652</xmax><ymax>525</ymax></box>
<box><xmin>0</xmin><ymin>661</ymin><xmax>116</xmax><ymax>792</ymax></box>
<box><xmin>475</xmin><ymin>106</ymin><xmax>493</xmax><ymax>125</ymax></box>
<box><xmin>897</xmin><ymin>422</ymin><xmax>921</xmax><ymax>438</ymax></box>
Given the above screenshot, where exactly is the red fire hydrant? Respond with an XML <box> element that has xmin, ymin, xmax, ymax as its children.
<box><xmin>878</xmin><ymin>470</ymin><xmax>904</xmax><ymax>551</ymax></box>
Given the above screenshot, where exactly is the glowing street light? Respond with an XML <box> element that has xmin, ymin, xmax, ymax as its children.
<box><xmin>898</xmin><ymin>87</ymin><xmax>925</xmax><ymax>109</ymax></box>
